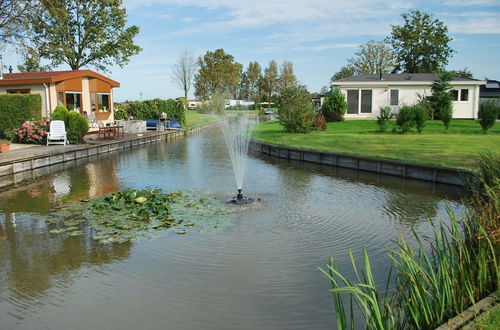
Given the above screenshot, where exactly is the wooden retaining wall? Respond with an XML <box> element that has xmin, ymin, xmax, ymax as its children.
<box><xmin>250</xmin><ymin>141</ymin><xmax>476</xmax><ymax>187</ymax></box>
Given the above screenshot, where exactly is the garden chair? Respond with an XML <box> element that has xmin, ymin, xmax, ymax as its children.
<box><xmin>47</xmin><ymin>120</ymin><xmax>67</xmax><ymax>146</ymax></box>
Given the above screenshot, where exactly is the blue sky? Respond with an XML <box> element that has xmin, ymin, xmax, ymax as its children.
<box><xmin>3</xmin><ymin>0</ymin><xmax>500</xmax><ymax>101</ymax></box>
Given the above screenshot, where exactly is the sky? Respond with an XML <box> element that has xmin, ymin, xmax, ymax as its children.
<box><xmin>2</xmin><ymin>0</ymin><xmax>500</xmax><ymax>102</ymax></box>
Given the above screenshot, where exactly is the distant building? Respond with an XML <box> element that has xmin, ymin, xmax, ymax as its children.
<box><xmin>0</xmin><ymin>70</ymin><xmax>119</xmax><ymax>122</ymax></box>
<box><xmin>480</xmin><ymin>80</ymin><xmax>500</xmax><ymax>106</ymax></box>
<box><xmin>225</xmin><ymin>99</ymin><xmax>254</xmax><ymax>108</ymax></box>
<box><xmin>187</xmin><ymin>99</ymin><xmax>201</xmax><ymax>110</ymax></box>
<box><xmin>331</xmin><ymin>73</ymin><xmax>485</xmax><ymax>119</ymax></box>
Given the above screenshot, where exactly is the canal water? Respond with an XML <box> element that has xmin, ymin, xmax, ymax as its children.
<box><xmin>0</xmin><ymin>128</ymin><xmax>466</xmax><ymax>329</ymax></box>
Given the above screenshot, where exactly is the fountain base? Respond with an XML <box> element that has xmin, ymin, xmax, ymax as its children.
<box><xmin>225</xmin><ymin>189</ymin><xmax>253</xmax><ymax>205</ymax></box>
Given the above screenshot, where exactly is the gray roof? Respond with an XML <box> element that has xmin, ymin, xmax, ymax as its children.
<box><xmin>334</xmin><ymin>73</ymin><xmax>479</xmax><ymax>83</ymax></box>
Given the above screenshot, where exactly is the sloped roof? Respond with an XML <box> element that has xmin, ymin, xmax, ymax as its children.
<box><xmin>0</xmin><ymin>70</ymin><xmax>120</xmax><ymax>87</ymax></box>
<box><xmin>334</xmin><ymin>73</ymin><xmax>479</xmax><ymax>83</ymax></box>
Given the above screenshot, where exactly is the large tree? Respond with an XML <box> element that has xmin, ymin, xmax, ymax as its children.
<box><xmin>331</xmin><ymin>65</ymin><xmax>356</xmax><ymax>82</ymax></box>
<box><xmin>348</xmin><ymin>40</ymin><xmax>395</xmax><ymax>74</ymax></box>
<box><xmin>261</xmin><ymin>60</ymin><xmax>278</xmax><ymax>102</ymax></box>
<box><xmin>29</xmin><ymin>0</ymin><xmax>141</xmax><ymax>71</ymax></box>
<box><xmin>171</xmin><ymin>50</ymin><xmax>197</xmax><ymax>103</ymax></box>
<box><xmin>277</xmin><ymin>61</ymin><xmax>298</xmax><ymax>94</ymax></box>
<box><xmin>17</xmin><ymin>47</ymin><xmax>52</xmax><ymax>72</ymax></box>
<box><xmin>0</xmin><ymin>0</ymin><xmax>37</xmax><ymax>47</ymax></box>
<box><xmin>238</xmin><ymin>61</ymin><xmax>262</xmax><ymax>100</ymax></box>
<box><xmin>194</xmin><ymin>48</ymin><xmax>242</xmax><ymax>100</ymax></box>
<box><xmin>387</xmin><ymin>10</ymin><xmax>454</xmax><ymax>73</ymax></box>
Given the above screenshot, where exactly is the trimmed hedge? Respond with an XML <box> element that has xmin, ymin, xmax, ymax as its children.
<box><xmin>114</xmin><ymin>98</ymin><xmax>186</xmax><ymax>127</ymax></box>
<box><xmin>0</xmin><ymin>94</ymin><xmax>42</xmax><ymax>138</ymax></box>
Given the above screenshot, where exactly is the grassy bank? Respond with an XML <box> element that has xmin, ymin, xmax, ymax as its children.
<box><xmin>185</xmin><ymin>110</ymin><xmax>215</xmax><ymax>129</ymax></box>
<box><xmin>252</xmin><ymin>120</ymin><xmax>500</xmax><ymax>169</ymax></box>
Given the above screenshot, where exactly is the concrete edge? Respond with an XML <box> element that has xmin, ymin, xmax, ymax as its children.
<box><xmin>435</xmin><ymin>291</ymin><xmax>498</xmax><ymax>330</ymax></box>
<box><xmin>250</xmin><ymin>140</ymin><xmax>478</xmax><ymax>187</ymax></box>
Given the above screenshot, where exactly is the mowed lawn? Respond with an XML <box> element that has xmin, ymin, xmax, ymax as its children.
<box><xmin>252</xmin><ymin>120</ymin><xmax>500</xmax><ymax>169</ymax></box>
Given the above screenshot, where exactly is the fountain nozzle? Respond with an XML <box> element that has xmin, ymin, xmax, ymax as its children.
<box><xmin>237</xmin><ymin>189</ymin><xmax>243</xmax><ymax>200</ymax></box>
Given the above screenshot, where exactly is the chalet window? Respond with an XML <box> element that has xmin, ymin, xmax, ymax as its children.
<box><xmin>347</xmin><ymin>90</ymin><xmax>359</xmax><ymax>114</ymax></box>
<box><xmin>65</xmin><ymin>92</ymin><xmax>81</xmax><ymax>111</ymax></box>
<box><xmin>58</xmin><ymin>92</ymin><xmax>64</xmax><ymax>105</ymax></box>
<box><xmin>7</xmin><ymin>89</ymin><xmax>30</xmax><ymax>94</ymax></box>
<box><xmin>360</xmin><ymin>90</ymin><xmax>372</xmax><ymax>113</ymax></box>
<box><xmin>460</xmin><ymin>89</ymin><xmax>469</xmax><ymax>101</ymax></box>
<box><xmin>91</xmin><ymin>93</ymin><xmax>97</xmax><ymax>111</ymax></box>
<box><xmin>451</xmin><ymin>90</ymin><xmax>459</xmax><ymax>101</ymax></box>
<box><xmin>390</xmin><ymin>90</ymin><xmax>399</xmax><ymax>105</ymax></box>
<box><xmin>97</xmin><ymin>93</ymin><xmax>110</xmax><ymax>111</ymax></box>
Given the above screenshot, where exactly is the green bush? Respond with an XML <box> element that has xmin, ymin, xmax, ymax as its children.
<box><xmin>66</xmin><ymin>112</ymin><xmax>89</xmax><ymax>144</ymax></box>
<box><xmin>113</xmin><ymin>98</ymin><xmax>186</xmax><ymax>127</ymax></box>
<box><xmin>413</xmin><ymin>103</ymin><xmax>428</xmax><ymax>133</ymax></box>
<box><xmin>0</xmin><ymin>94</ymin><xmax>42</xmax><ymax>138</ymax></box>
<box><xmin>376</xmin><ymin>106</ymin><xmax>392</xmax><ymax>132</ymax></box>
<box><xmin>278</xmin><ymin>86</ymin><xmax>316</xmax><ymax>133</ymax></box>
<box><xmin>321</xmin><ymin>88</ymin><xmax>348</xmax><ymax>122</ymax></box>
<box><xmin>478</xmin><ymin>101</ymin><xmax>498</xmax><ymax>133</ymax></box>
<box><xmin>394</xmin><ymin>105</ymin><xmax>415</xmax><ymax>133</ymax></box>
<box><xmin>441</xmin><ymin>102</ymin><xmax>453</xmax><ymax>130</ymax></box>
<box><xmin>50</xmin><ymin>105</ymin><xmax>70</xmax><ymax>126</ymax></box>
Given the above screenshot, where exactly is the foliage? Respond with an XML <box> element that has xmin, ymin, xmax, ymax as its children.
<box><xmin>449</xmin><ymin>67</ymin><xmax>474</xmax><ymax>79</ymax></box>
<box><xmin>313</xmin><ymin>114</ymin><xmax>327</xmax><ymax>131</ymax></box>
<box><xmin>114</xmin><ymin>99</ymin><xmax>186</xmax><ymax>126</ymax></box>
<box><xmin>0</xmin><ymin>0</ymin><xmax>37</xmax><ymax>46</ymax></box>
<box><xmin>30</xmin><ymin>0</ymin><xmax>141</xmax><ymax>71</ymax></box>
<box><xmin>321</xmin><ymin>88</ymin><xmax>348</xmax><ymax>122</ymax></box>
<box><xmin>347</xmin><ymin>40</ymin><xmax>396</xmax><ymax>74</ymax></box>
<box><xmin>413</xmin><ymin>103</ymin><xmax>428</xmax><ymax>133</ymax></box>
<box><xmin>478</xmin><ymin>101</ymin><xmax>499</xmax><ymax>133</ymax></box>
<box><xmin>441</xmin><ymin>102</ymin><xmax>453</xmax><ymax>130</ymax></box>
<box><xmin>17</xmin><ymin>46</ymin><xmax>52</xmax><ymax>72</ymax></box>
<box><xmin>261</xmin><ymin>60</ymin><xmax>279</xmax><ymax>103</ymax></box>
<box><xmin>50</xmin><ymin>105</ymin><xmax>69</xmax><ymax>125</ymax></box>
<box><xmin>66</xmin><ymin>112</ymin><xmax>89</xmax><ymax>144</ymax></box>
<box><xmin>430</xmin><ymin>72</ymin><xmax>454</xmax><ymax>122</ymax></box>
<box><xmin>376</xmin><ymin>106</ymin><xmax>393</xmax><ymax>132</ymax></box>
<box><xmin>0</xmin><ymin>139</ymin><xmax>11</xmax><ymax>145</ymax></box>
<box><xmin>0</xmin><ymin>94</ymin><xmax>42</xmax><ymax>138</ymax></box>
<box><xmin>12</xmin><ymin>119</ymin><xmax>49</xmax><ymax>144</ymax></box>
<box><xmin>197</xmin><ymin>91</ymin><xmax>227</xmax><ymax>114</ymax></box>
<box><xmin>171</xmin><ymin>50</ymin><xmax>197</xmax><ymax>105</ymax></box>
<box><xmin>321</xmin><ymin>157</ymin><xmax>499</xmax><ymax>329</ymax></box>
<box><xmin>239</xmin><ymin>61</ymin><xmax>262</xmax><ymax>101</ymax></box>
<box><xmin>194</xmin><ymin>49</ymin><xmax>242</xmax><ymax>100</ymax></box>
<box><xmin>331</xmin><ymin>65</ymin><xmax>356</xmax><ymax>82</ymax></box>
<box><xmin>277</xmin><ymin>61</ymin><xmax>298</xmax><ymax>95</ymax></box>
<box><xmin>394</xmin><ymin>105</ymin><xmax>415</xmax><ymax>133</ymax></box>
<box><xmin>277</xmin><ymin>86</ymin><xmax>316</xmax><ymax>133</ymax></box>
<box><xmin>387</xmin><ymin>10</ymin><xmax>454</xmax><ymax>73</ymax></box>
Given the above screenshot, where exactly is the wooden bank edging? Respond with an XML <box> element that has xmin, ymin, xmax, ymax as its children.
<box><xmin>0</xmin><ymin>121</ymin><xmax>219</xmax><ymax>179</ymax></box>
<box><xmin>250</xmin><ymin>140</ymin><xmax>476</xmax><ymax>187</ymax></box>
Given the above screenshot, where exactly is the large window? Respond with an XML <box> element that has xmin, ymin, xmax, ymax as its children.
<box><xmin>97</xmin><ymin>93</ymin><xmax>110</xmax><ymax>111</ymax></box>
<box><xmin>58</xmin><ymin>92</ymin><xmax>64</xmax><ymax>105</ymax></box>
<box><xmin>361</xmin><ymin>90</ymin><xmax>372</xmax><ymax>113</ymax></box>
<box><xmin>65</xmin><ymin>92</ymin><xmax>81</xmax><ymax>111</ymax></box>
<box><xmin>390</xmin><ymin>89</ymin><xmax>399</xmax><ymax>105</ymax></box>
<box><xmin>460</xmin><ymin>89</ymin><xmax>469</xmax><ymax>101</ymax></box>
<box><xmin>347</xmin><ymin>90</ymin><xmax>359</xmax><ymax>114</ymax></box>
<box><xmin>452</xmin><ymin>89</ymin><xmax>469</xmax><ymax>102</ymax></box>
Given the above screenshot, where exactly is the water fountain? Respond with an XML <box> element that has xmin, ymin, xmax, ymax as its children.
<box><xmin>218</xmin><ymin>113</ymin><xmax>255</xmax><ymax>204</ymax></box>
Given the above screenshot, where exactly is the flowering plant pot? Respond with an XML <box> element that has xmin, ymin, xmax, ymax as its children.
<box><xmin>0</xmin><ymin>140</ymin><xmax>10</xmax><ymax>153</ymax></box>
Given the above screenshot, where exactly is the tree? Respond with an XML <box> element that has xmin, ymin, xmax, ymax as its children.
<box><xmin>448</xmin><ymin>67</ymin><xmax>474</xmax><ymax>79</ymax></box>
<box><xmin>29</xmin><ymin>0</ymin><xmax>141</xmax><ymax>71</ymax></box>
<box><xmin>17</xmin><ymin>47</ymin><xmax>52</xmax><ymax>72</ymax></box>
<box><xmin>320</xmin><ymin>86</ymin><xmax>330</xmax><ymax>95</ymax></box>
<box><xmin>194</xmin><ymin>48</ymin><xmax>242</xmax><ymax>100</ymax></box>
<box><xmin>347</xmin><ymin>40</ymin><xmax>396</xmax><ymax>74</ymax></box>
<box><xmin>278</xmin><ymin>85</ymin><xmax>316</xmax><ymax>133</ymax></box>
<box><xmin>331</xmin><ymin>65</ymin><xmax>356</xmax><ymax>82</ymax></box>
<box><xmin>171</xmin><ymin>50</ymin><xmax>197</xmax><ymax>105</ymax></box>
<box><xmin>321</xmin><ymin>88</ymin><xmax>348</xmax><ymax>122</ymax></box>
<box><xmin>238</xmin><ymin>62</ymin><xmax>261</xmax><ymax>100</ymax></box>
<box><xmin>261</xmin><ymin>60</ymin><xmax>278</xmax><ymax>102</ymax></box>
<box><xmin>0</xmin><ymin>0</ymin><xmax>37</xmax><ymax>47</ymax></box>
<box><xmin>387</xmin><ymin>10</ymin><xmax>454</xmax><ymax>73</ymax></box>
<box><xmin>277</xmin><ymin>61</ymin><xmax>298</xmax><ymax>94</ymax></box>
<box><xmin>430</xmin><ymin>72</ymin><xmax>454</xmax><ymax>126</ymax></box>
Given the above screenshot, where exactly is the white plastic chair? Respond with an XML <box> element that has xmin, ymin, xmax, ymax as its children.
<box><xmin>47</xmin><ymin>120</ymin><xmax>67</xmax><ymax>145</ymax></box>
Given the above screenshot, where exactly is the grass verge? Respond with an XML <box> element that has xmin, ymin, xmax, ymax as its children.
<box><xmin>252</xmin><ymin>120</ymin><xmax>500</xmax><ymax>169</ymax></box>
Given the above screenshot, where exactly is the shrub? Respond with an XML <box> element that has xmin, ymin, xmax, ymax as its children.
<box><xmin>66</xmin><ymin>112</ymin><xmax>89</xmax><ymax>144</ymax></box>
<box><xmin>394</xmin><ymin>105</ymin><xmax>415</xmax><ymax>133</ymax></box>
<box><xmin>376</xmin><ymin>106</ymin><xmax>392</xmax><ymax>132</ymax></box>
<box><xmin>313</xmin><ymin>114</ymin><xmax>327</xmax><ymax>131</ymax></box>
<box><xmin>321</xmin><ymin>88</ymin><xmax>348</xmax><ymax>122</ymax></box>
<box><xmin>0</xmin><ymin>94</ymin><xmax>42</xmax><ymax>138</ymax></box>
<box><xmin>113</xmin><ymin>98</ymin><xmax>186</xmax><ymax>127</ymax></box>
<box><xmin>441</xmin><ymin>102</ymin><xmax>453</xmax><ymax>130</ymax></box>
<box><xmin>413</xmin><ymin>103</ymin><xmax>428</xmax><ymax>133</ymax></box>
<box><xmin>478</xmin><ymin>101</ymin><xmax>498</xmax><ymax>133</ymax></box>
<box><xmin>51</xmin><ymin>105</ymin><xmax>70</xmax><ymax>126</ymax></box>
<box><xmin>12</xmin><ymin>119</ymin><xmax>49</xmax><ymax>144</ymax></box>
<box><xmin>278</xmin><ymin>86</ymin><xmax>316</xmax><ymax>133</ymax></box>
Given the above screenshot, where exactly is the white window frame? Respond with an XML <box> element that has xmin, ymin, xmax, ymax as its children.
<box><xmin>346</xmin><ymin>88</ymin><xmax>373</xmax><ymax>114</ymax></box>
<box><xmin>452</xmin><ymin>88</ymin><xmax>470</xmax><ymax>102</ymax></box>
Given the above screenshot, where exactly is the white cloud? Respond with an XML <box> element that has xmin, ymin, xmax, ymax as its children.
<box><xmin>442</xmin><ymin>0</ymin><xmax>500</xmax><ymax>6</ymax></box>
